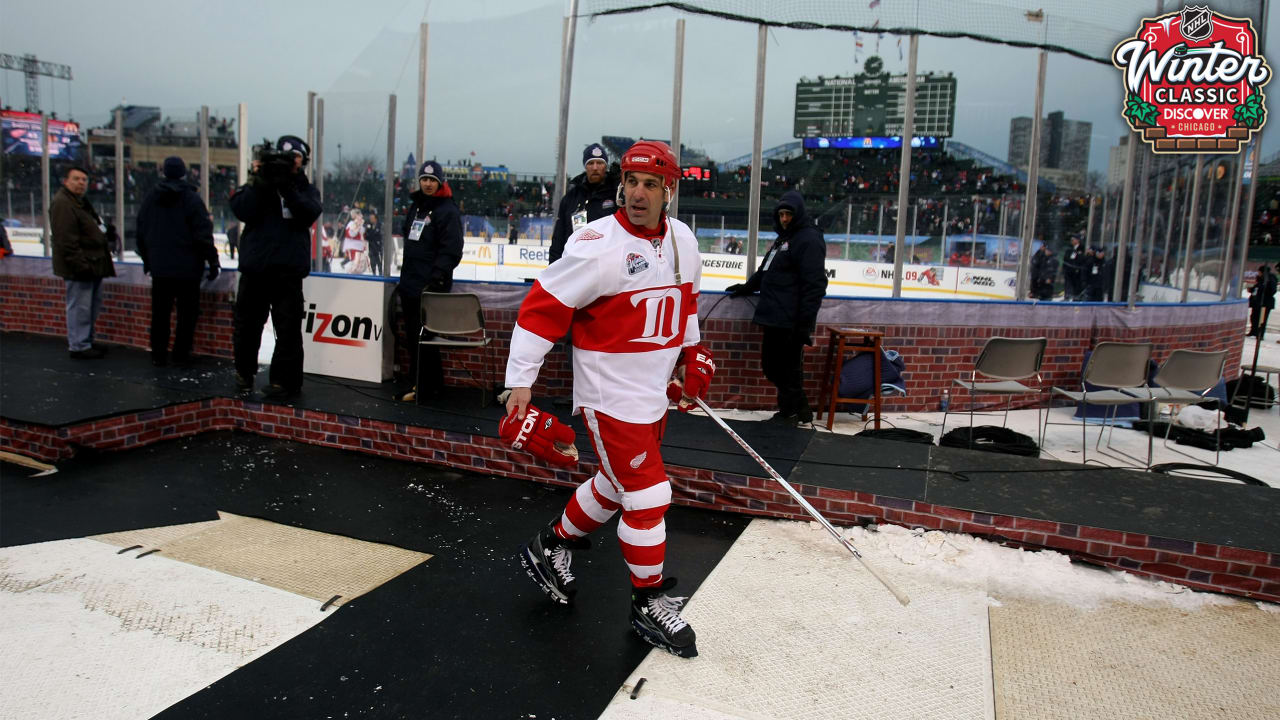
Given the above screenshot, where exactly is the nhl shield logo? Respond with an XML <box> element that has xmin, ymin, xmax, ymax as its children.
<box><xmin>1180</xmin><ymin>5</ymin><xmax>1213</xmax><ymax>42</ymax></box>
<box><xmin>625</xmin><ymin>252</ymin><xmax>650</xmax><ymax>276</ymax></box>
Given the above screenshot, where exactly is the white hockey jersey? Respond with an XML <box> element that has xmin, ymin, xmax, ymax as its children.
<box><xmin>505</xmin><ymin>210</ymin><xmax>702</xmax><ymax>424</ymax></box>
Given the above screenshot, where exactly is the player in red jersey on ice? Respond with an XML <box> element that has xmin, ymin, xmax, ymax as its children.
<box><xmin>498</xmin><ymin>140</ymin><xmax>714</xmax><ymax>658</ymax></box>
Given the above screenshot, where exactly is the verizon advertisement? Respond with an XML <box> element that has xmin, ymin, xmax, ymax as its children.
<box><xmin>302</xmin><ymin>276</ymin><xmax>393</xmax><ymax>383</ymax></box>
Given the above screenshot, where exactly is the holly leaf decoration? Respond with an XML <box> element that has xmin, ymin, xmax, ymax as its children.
<box><xmin>1235</xmin><ymin>93</ymin><xmax>1267</xmax><ymax>128</ymax></box>
<box><xmin>1123</xmin><ymin>93</ymin><xmax>1158</xmax><ymax>127</ymax></box>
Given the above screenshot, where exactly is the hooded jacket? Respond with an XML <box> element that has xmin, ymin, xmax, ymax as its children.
<box><xmin>548</xmin><ymin>166</ymin><xmax>621</xmax><ymax>263</ymax></box>
<box><xmin>739</xmin><ymin>190</ymin><xmax>828</xmax><ymax>336</ymax></box>
<box><xmin>50</xmin><ymin>186</ymin><xmax>116</xmax><ymax>281</ymax></box>
<box><xmin>228</xmin><ymin>171</ymin><xmax>322</xmax><ymax>277</ymax></box>
<box><xmin>399</xmin><ymin>183</ymin><xmax>463</xmax><ymax>295</ymax></box>
<box><xmin>136</xmin><ymin>179</ymin><xmax>218</xmax><ymax>279</ymax></box>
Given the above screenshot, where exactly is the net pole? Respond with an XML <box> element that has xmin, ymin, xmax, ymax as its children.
<box><xmin>200</xmin><ymin>105</ymin><xmax>211</xmax><ymax>209</ymax></box>
<box><xmin>891</xmin><ymin>34</ymin><xmax>918</xmax><ymax>297</ymax></box>
<box><xmin>746</xmin><ymin>24</ymin><xmax>767</xmax><ymax>273</ymax></box>
<box><xmin>385</xmin><ymin>93</ymin><xmax>396</xmax><ymax>277</ymax></box>
<box><xmin>1114</xmin><ymin>134</ymin><xmax>1136</xmax><ymax>303</ymax></box>
<box><xmin>315</xmin><ymin>98</ymin><xmax>325</xmax><ymax>273</ymax></box>
<box><xmin>553</xmin><ymin>0</ymin><xmax>579</xmax><ymax>212</ymax></box>
<box><xmin>306</xmin><ymin>91</ymin><xmax>315</xmax><ymax>183</ymax></box>
<box><xmin>1237</xmin><ymin>139</ymin><xmax>1263</xmax><ymax>297</ymax></box>
<box><xmin>236</xmin><ymin>103</ymin><xmax>249</xmax><ymax>187</ymax></box>
<box><xmin>417</xmin><ymin>23</ymin><xmax>428</xmax><ymax>170</ymax></box>
<box><xmin>1180</xmin><ymin>154</ymin><xmax>1205</xmax><ymax>302</ymax></box>
<box><xmin>40</xmin><ymin>113</ymin><xmax>50</xmax><ymax>257</ymax></box>
<box><xmin>669</xmin><ymin>18</ymin><xmax>685</xmax><ymax>219</ymax></box>
<box><xmin>114</xmin><ymin>108</ymin><xmax>124</xmax><ymax>262</ymax></box>
<box><xmin>1219</xmin><ymin>152</ymin><xmax>1245</xmax><ymax>298</ymax></box>
<box><xmin>1127</xmin><ymin>148</ymin><xmax>1151</xmax><ymax>308</ymax></box>
<box><xmin>1016</xmin><ymin>50</ymin><xmax>1046</xmax><ymax>300</ymax></box>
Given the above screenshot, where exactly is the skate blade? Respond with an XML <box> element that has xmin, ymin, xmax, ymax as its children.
<box><xmin>631</xmin><ymin>622</ymin><xmax>698</xmax><ymax>658</ymax></box>
<box><xmin>519</xmin><ymin>549</ymin><xmax>571</xmax><ymax>605</ymax></box>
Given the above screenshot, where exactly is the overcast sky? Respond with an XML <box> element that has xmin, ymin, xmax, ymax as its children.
<box><xmin>3</xmin><ymin>0</ymin><xmax>1276</xmax><ymax>179</ymax></box>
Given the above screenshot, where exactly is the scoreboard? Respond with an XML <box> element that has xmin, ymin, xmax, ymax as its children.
<box><xmin>794</xmin><ymin>55</ymin><xmax>956</xmax><ymax>140</ymax></box>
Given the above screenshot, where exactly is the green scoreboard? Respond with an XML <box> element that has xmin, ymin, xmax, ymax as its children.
<box><xmin>794</xmin><ymin>56</ymin><xmax>957</xmax><ymax>139</ymax></box>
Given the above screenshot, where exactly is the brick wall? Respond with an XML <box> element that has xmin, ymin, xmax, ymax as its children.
<box><xmin>3</xmin><ymin>397</ymin><xmax>1275</xmax><ymax>604</ymax></box>
<box><xmin>1</xmin><ymin>259</ymin><xmax>1247</xmax><ymax>409</ymax></box>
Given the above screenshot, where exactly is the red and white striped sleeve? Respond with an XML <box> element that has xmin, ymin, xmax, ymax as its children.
<box><xmin>681</xmin><ymin>230</ymin><xmax>702</xmax><ymax>347</ymax></box>
<box><xmin>504</xmin><ymin>245</ymin><xmax>604</xmax><ymax>389</ymax></box>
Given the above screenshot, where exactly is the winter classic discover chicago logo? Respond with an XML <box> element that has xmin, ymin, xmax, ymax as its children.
<box><xmin>1112</xmin><ymin>5</ymin><xmax>1271</xmax><ymax>153</ymax></box>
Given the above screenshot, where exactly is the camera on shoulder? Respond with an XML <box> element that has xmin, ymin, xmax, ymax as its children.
<box><xmin>253</xmin><ymin>138</ymin><xmax>297</xmax><ymax>182</ymax></box>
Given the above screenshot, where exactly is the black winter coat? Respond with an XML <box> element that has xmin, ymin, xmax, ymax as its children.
<box><xmin>399</xmin><ymin>186</ymin><xmax>463</xmax><ymax>295</ymax></box>
<box><xmin>136</xmin><ymin>179</ymin><xmax>218</xmax><ymax>279</ymax></box>
<box><xmin>739</xmin><ymin>190</ymin><xmax>828</xmax><ymax>336</ymax></box>
<box><xmin>229</xmin><ymin>172</ymin><xmax>322</xmax><ymax>277</ymax></box>
<box><xmin>549</xmin><ymin>168</ymin><xmax>621</xmax><ymax>263</ymax></box>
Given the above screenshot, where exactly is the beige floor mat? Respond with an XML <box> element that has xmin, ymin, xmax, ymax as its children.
<box><xmin>91</xmin><ymin>511</ymin><xmax>430</xmax><ymax>607</ymax></box>
<box><xmin>990</xmin><ymin>599</ymin><xmax>1280</xmax><ymax>719</ymax></box>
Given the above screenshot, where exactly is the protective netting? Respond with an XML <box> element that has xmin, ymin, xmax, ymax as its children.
<box><xmin>580</xmin><ymin>1</ymin><xmax>1266</xmax><ymax>65</ymax></box>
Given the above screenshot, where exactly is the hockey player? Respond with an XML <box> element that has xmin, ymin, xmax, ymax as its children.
<box><xmin>500</xmin><ymin>140</ymin><xmax>713</xmax><ymax>658</ymax></box>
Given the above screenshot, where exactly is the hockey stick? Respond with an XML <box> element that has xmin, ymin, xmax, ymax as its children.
<box><xmin>692</xmin><ymin>397</ymin><xmax>911</xmax><ymax>606</ymax></box>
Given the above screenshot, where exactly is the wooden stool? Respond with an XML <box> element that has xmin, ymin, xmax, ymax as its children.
<box><xmin>816</xmin><ymin>327</ymin><xmax>885</xmax><ymax>430</ymax></box>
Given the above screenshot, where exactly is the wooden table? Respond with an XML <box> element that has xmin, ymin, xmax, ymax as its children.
<box><xmin>816</xmin><ymin>327</ymin><xmax>884</xmax><ymax>430</ymax></box>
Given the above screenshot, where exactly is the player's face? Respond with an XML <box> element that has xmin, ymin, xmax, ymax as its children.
<box><xmin>420</xmin><ymin>177</ymin><xmax>440</xmax><ymax>195</ymax></box>
<box><xmin>778</xmin><ymin>209</ymin><xmax>794</xmax><ymax>229</ymax></box>
<box><xmin>585</xmin><ymin>159</ymin><xmax>607</xmax><ymax>184</ymax></box>
<box><xmin>623</xmin><ymin>171</ymin><xmax>665</xmax><ymax>230</ymax></box>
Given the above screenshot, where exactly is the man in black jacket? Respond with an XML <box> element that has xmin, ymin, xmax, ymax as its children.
<box><xmin>726</xmin><ymin>190</ymin><xmax>828</xmax><ymax>424</ymax></box>
<box><xmin>397</xmin><ymin>160</ymin><xmax>464</xmax><ymax>401</ymax></box>
<box><xmin>136</xmin><ymin>156</ymin><xmax>220</xmax><ymax>366</ymax></box>
<box><xmin>366</xmin><ymin>211</ymin><xmax>383</xmax><ymax>275</ymax></box>
<box><xmin>1248</xmin><ymin>264</ymin><xmax>1277</xmax><ymax>337</ymax></box>
<box><xmin>1062</xmin><ymin>235</ymin><xmax>1085</xmax><ymax>300</ymax></box>
<box><xmin>229</xmin><ymin>135</ymin><xmax>322</xmax><ymax>399</ymax></box>
<box><xmin>548</xmin><ymin>143</ymin><xmax>620</xmax><ymax>264</ymax></box>
<box><xmin>1029</xmin><ymin>243</ymin><xmax>1057</xmax><ymax>300</ymax></box>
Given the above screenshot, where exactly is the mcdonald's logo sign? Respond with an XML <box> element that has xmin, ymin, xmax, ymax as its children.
<box><xmin>476</xmin><ymin>245</ymin><xmax>494</xmax><ymax>259</ymax></box>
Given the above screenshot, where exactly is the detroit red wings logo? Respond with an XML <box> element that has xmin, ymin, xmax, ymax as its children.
<box><xmin>577</xmin><ymin>228</ymin><xmax>603</xmax><ymax>242</ymax></box>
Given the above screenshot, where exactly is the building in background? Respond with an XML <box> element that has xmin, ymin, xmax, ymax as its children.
<box><xmin>1008</xmin><ymin>110</ymin><xmax>1091</xmax><ymax>191</ymax></box>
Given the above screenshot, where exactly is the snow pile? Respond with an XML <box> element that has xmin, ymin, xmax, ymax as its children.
<box><xmin>790</xmin><ymin>521</ymin><xmax>1243</xmax><ymax>611</ymax></box>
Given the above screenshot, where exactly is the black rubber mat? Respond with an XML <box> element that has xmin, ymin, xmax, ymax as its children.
<box><xmin>2</xmin><ymin>430</ymin><xmax>748</xmax><ymax>720</ymax></box>
<box><xmin>787</xmin><ymin>433</ymin><xmax>929</xmax><ymax>499</ymax></box>
<box><xmin>926</xmin><ymin>444</ymin><xmax>1280</xmax><ymax>553</ymax></box>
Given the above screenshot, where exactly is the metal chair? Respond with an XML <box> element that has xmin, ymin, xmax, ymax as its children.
<box><xmin>1148</xmin><ymin>349</ymin><xmax>1228</xmax><ymax>466</ymax></box>
<box><xmin>1044</xmin><ymin>341</ymin><xmax>1154</xmax><ymax>467</ymax></box>
<box><xmin>941</xmin><ymin>337</ymin><xmax>1047</xmax><ymax>448</ymax></box>
<box><xmin>418</xmin><ymin>292</ymin><xmax>495</xmax><ymax>406</ymax></box>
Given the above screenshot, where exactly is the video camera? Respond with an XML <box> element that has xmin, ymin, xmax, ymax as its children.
<box><xmin>252</xmin><ymin>138</ymin><xmax>299</xmax><ymax>183</ymax></box>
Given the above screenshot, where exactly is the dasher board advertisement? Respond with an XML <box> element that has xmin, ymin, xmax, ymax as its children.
<box><xmin>301</xmin><ymin>276</ymin><xmax>393</xmax><ymax>383</ymax></box>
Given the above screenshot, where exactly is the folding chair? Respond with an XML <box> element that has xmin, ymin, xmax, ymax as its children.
<box><xmin>1148</xmin><ymin>349</ymin><xmax>1228</xmax><ymax>466</ymax></box>
<box><xmin>941</xmin><ymin>337</ymin><xmax>1047</xmax><ymax>448</ymax></box>
<box><xmin>418</xmin><ymin>292</ymin><xmax>495</xmax><ymax>406</ymax></box>
<box><xmin>1044</xmin><ymin>341</ymin><xmax>1153</xmax><ymax>467</ymax></box>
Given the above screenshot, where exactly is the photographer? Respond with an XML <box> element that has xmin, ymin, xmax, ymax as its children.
<box><xmin>397</xmin><ymin>160</ymin><xmax>463</xmax><ymax>402</ymax></box>
<box><xmin>229</xmin><ymin>135</ymin><xmax>322</xmax><ymax>399</ymax></box>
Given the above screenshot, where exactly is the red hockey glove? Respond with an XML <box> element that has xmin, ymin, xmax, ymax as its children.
<box><xmin>666</xmin><ymin>345</ymin><xmax>715</xmax><ymax>412</ymax></box>
<box><xmin>498</xmin><ymin>403</ymin><xmax>579</xmax><ymax>467</ymax></box>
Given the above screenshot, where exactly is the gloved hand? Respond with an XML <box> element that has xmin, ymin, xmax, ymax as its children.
<box><xmin>725</xmin><ymin>283</ymin><xmax>751</xmax><ymax>298</ymax></box>
<box><xmin>207</xmin><ymin>264</ymin><xmax>220</xmax><ymax>281</ymax></box>
<box><xmin>666</xmin><ymin>345</ymin><xmax>715</xmax><ymax>412</ymax></box>
<box><xmin>498</xmin><ymin>403</ymin><xmax>579</xmax><ymax>467</ymax></box>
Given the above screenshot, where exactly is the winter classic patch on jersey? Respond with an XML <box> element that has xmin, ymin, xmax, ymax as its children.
<box><xmin>577</xmin><ymin>228</ymin><xmax>603</xmax><ymax>242</ymax></box>
<box><xmin>625</xmin><ymin>252</ymin><xmax>650</xmax><ymax>276</ymax></box>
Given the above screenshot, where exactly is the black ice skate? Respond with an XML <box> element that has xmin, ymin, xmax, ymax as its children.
<box><xmin>630</xmin><ymin>578</ymin><xmax>698</xmax><ymax>658</ymax></box>
<box><xmin>520</xmin><ymin>523</ymin><xmax>589</xmax><ymax>605</ymax></box>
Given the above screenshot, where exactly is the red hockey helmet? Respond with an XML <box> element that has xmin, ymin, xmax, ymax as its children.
<box><xmin>620</xmin><ymin>140</ymin><xmax>680</xmax><ymax>187</ymax></box>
